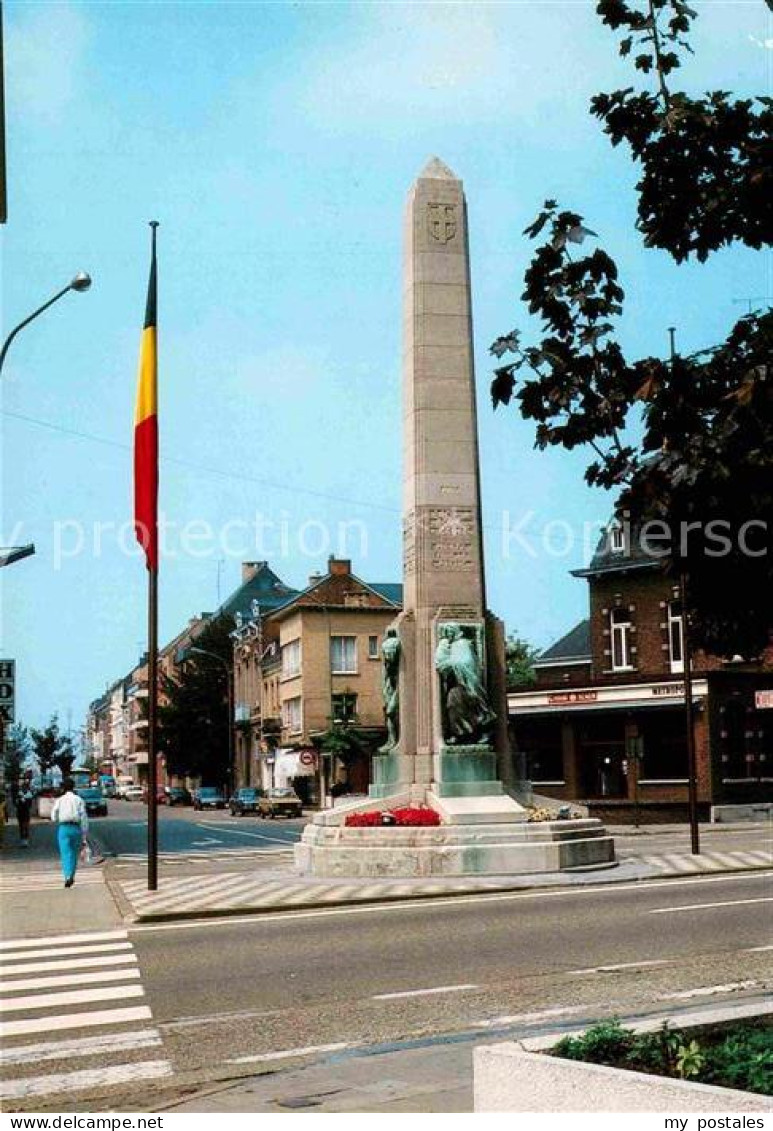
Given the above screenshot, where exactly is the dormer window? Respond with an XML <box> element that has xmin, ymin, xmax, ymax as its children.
<box><xmin>609</xmin><ymin>522</ymin><xmax>625</xmax><ymax>554</ymax></box>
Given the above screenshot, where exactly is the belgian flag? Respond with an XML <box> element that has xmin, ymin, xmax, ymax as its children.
<box><xmin>134</xmin><ymin>223</ymin><xmax>159</xmax><ymax>571</ymax></box>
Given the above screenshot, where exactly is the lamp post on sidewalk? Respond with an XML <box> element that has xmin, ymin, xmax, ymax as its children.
<box><xmin>0</xmin><ymin>272</ymin><xmax>92</xmax><ymax>377</ymax></box>
<box><xmin>189</xmin><ymin>646</ymin><xmax>235</xmax><ymax>796</ymax></box>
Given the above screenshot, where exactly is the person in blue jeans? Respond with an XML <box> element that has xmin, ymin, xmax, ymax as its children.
<box><xmin>50</xmin><ymin>779</ymin><xmax>89</xmax><ymax>888</ymax></box>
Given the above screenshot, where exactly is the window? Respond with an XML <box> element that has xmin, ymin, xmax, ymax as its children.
<box><xmin>639</xmin><ymin>710</ymin><xmax>688</xmax><ymax>780</ymax></box>
<box><xmin>282</xmin><ymin>696</ymin><xmax>302</xmax><ymax>734</ymax></box>
<box><xmin>609</xmin><ymin>523</ymin><xmax>625</xmax><ymax>554</ymax></box>
<box><xmin>332</xmin><ymin>692</ymin><xmax>358</xmax><ymax>724</ymax></box>
<box><xmin>331</xmin><ymin>636</ymin><xmax>357</xmax><ymax>674</ymax></box>
<box><xmin>610</xmin><ymin>608</ymin><xmax>633</xmax><ymax>671</ymax></box>
<box><xmin>281</xmin><ymin>639</ymin><xmax>301</xmax><ymax>678</ymax></box>
<box><xmin>368</xmin><ymin>635</ymin><xmax>379</xmax><ymax>660</ymax></box>
<box><xmin>668</xmin><ymin>600</ymin><xmax>684</xmax><ymax>674</ymax></box>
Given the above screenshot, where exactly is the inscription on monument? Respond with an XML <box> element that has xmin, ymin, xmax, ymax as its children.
<box><xmin>429</xmin><ymin>507</ymin><xmax>475</xmax><ymax>572</ymax></box>
<box><xmin>427</xmin><ymin>202</ymin><xmax>457</xmax><ymax>245</ymax></box>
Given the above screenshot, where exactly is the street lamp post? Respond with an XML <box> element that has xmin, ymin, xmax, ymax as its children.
<box><xmin>189</xmin><ymin>647</ymin><xmax>235</xmax><ymax>795</ymax></box>
<box><xmin>0</xmin><ymin>272</ymin><xmax>92</xmax><ymax>377</ymax></box>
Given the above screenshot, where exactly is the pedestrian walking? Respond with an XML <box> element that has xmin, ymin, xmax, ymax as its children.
<box><xmin>50</xmin><ymin>778</ymin><xmax>89</xmax><ymax>888</ymax></box>
<box><xmin>15</xmin><ymin>788</ymin><xmax>33</xmax><ymax>847</ymax></box>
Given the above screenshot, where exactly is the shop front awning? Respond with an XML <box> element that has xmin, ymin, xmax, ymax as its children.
<box><xmin>509</xmin><ymin>678</ymin><xmax>708</xmax><ymax>716</ymax></box>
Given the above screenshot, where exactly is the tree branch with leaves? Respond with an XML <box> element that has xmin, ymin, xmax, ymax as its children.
<box><xmin>492</xmin><ymin>0</ymin><xmax>772</xmax><ymax>658</ymax></box>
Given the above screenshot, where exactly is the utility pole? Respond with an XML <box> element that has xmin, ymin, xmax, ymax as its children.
<box><xmin>669</xmin><ymin>327</ymin><xmax>700</xmax><ymax>854</ymax></box>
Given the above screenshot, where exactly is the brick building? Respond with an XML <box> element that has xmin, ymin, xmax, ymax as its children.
<box><xmin>232</xmin><ymin>558</ymin><xmax>402</xmax><ymax>804</ymax></box>
<box><xmin>508</xmin><ymin>522</ymin><xmax>773</xmax><ymax>821</ymax></box>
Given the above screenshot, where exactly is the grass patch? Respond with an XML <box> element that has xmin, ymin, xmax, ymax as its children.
<box><xmin>552</xmin><ymin>1019</ymin><xmax>773</xmax><ymax>1096</ymax></box>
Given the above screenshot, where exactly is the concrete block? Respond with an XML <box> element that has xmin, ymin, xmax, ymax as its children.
<box><xmin>473</xmin><ymin>1044</ymin><xmax>771</xmax><ymax>1112</ymax></box>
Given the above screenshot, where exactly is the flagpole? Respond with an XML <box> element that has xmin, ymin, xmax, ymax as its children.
<box><xmin>147</xmin><ymin>220</ymin><xmax>159</xmax><ymax>892</ymax></box>
<box><xmin>148</xmin><ymin>565</ymin><xmax>159</xmax><ymax>890</ymax></box>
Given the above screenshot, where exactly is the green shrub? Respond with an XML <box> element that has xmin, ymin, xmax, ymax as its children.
<box><xmin>553</xmin><ymin>1020</ymin><xmax>635</xmax><ymax>1066</ymax></box>
<box><xmin>701</xmin><ymin>1028</ymin><xmax>773</xmax><ymax>1096</ymax></box>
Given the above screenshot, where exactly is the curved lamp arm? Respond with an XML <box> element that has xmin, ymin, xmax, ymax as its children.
<box><xmin>0</xmin><ymin>273</ymin><xmax>92</xmax><ymax>376</ymax></box>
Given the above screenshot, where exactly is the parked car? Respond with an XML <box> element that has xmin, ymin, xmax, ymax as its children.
<box><xmin>229</xmin><ymin>787</ymin><xmax>264</xmax><ymax>816</ymax></box>
<box><xmin>163</xmin><ymin>786</ymin><xmax>192</xmax><ymax>807</ymax></box>
<box><xmin>192</xmin><ymin>787</ymin><xmax>226</xmax><ymax>811</ymax></box>
<box><xmin>123</xmin><ymin>785</ymin><xmax>145</xmax><ymax>803</ymax></box>
<box><xmin>75</xmin><ymin>787</ymin><xmax>108</xmax><ymax>818</ymax></box>
<box><xmin>115</xmin><ymin>778</ymin><xmax>136</xmax><ymax>799</ymax></box>
<box><xmin>257</xmin><ymin>787</ymin><xmax>303</xmax><ymax>819</ymax></box>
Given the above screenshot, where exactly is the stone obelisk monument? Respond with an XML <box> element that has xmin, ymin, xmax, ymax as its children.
<box><xmin>371</xmin><ymin>156</ymin><xmax>522</xmax><ymax>817</ymax></box>
<box><xmin>295</xmin><ymin>159</ymin><xmax>614</xmax><ymax>875</ymax></box>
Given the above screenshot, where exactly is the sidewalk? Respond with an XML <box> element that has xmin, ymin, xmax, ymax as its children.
<box><xmin>109</xmin><ymin>844</ymin><xmax>772</xmax><ymax>923</ymax></box>
<box><xmin>0</xmin><ymin>822</ymin><xmax>123</xmax><ymax>941</ymax></box>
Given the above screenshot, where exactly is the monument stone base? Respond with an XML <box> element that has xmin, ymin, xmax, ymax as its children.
<box><xmin>294</xmin><ymin>788</ymin><xmax>615</xmax><ymax>878</ymax></box>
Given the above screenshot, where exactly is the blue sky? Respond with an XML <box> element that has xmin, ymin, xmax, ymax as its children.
<box><xmin>2</xmin><ymin>0</ymin><xmax>771</xmax><ymax>733</ymax></box>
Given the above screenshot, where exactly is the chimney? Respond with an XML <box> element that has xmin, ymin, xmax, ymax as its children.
<box><xmin>242</xmin><ymin>561</ymin><xmax>267</xmax><ymax>583</ymax></box>
<box><xmin>308</xmin><ymin>571</ymin><xmax>323</xmax><ymax>587</ymax></box>
<box><xmin>328</xmin><ymin>557</ymin><xmax>351</xmax><ymax>577</ymax></box>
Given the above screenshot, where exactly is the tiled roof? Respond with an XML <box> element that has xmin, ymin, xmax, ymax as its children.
<box><xmin>536</xmin><ymin>619</ymin><xmax>591</xmax><ymax>665</ymax></box>
<box><xmin>218</xmin><ymin>564</ymin><xmax>298</xmax><ymax>623</ymax></box>
<box><xmin>368</xmin><ymin>583</ymin><xmax>403</xmax><ymax>605</ymax></box>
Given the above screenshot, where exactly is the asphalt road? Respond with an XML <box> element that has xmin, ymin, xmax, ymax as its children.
<box><xmin>121</xmin><ymin>868</ymin><xmax>772</xmax><ymax>1102</ymax></box>
<box><xmin>2</xmin><ymin>808</ymin><xmax>771</xmax><ymax>1112</ymax></box>
<box><xmin>91</xmin><ymin>802</ymin><xmax>771</xmax><ymax>873</ymax></box>
<box><xmin>93</xmin><ymin>801</ymin><xmax>305</xmax><ymax>860</ymax></box>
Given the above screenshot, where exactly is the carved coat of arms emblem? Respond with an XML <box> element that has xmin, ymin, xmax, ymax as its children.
<box><xmin>427</xmin><ymin>203</ymin><xmax>457</xmax><ymax>245</ymax></box>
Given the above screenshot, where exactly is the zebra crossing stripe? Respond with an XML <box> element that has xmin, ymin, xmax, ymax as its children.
<box><xmin>0</xmin><ymin>984</ymin><xmax>145</xmax><ymax>1014</ymax></box>
<box><xmin>1</xmin><ymin>953</ymin><xmax>139</xmax><ymax>977</ymax></box>
<box><xmin>0</xmin><ymin>942</ymin><xmax>133</xmax><ymax>963</ymax></box>
<box><xmin>0</xmin><ymin>1059</ymin><xmax>173</xmax><ymax>1101</ymax></box>
<box><xmin>0</xmin><ymin>877</ymin><xmax>103</xmax><ymax>892</ymax></box>
<box><xmin>0</xmin><ymin>931</ymin><xmax>173</xmax><ymax>1101</ymax></box>
<box><xmin>1</xmin><ymin>968</ymin><xmax>142</xmax><ymax>993</ymax></box>
<box><xmin>0</xmin><ymin>1027</ymin><xmax>162</xmax><ymax>1066</ymax></box>
<box><xmin>0</xmin><ymin>930</ymin><xmax>128</xmax><ymax>951</ymax></box>
<box><xmin>0</xmin><ymin>1004</ymin><xmax>153</xmax><ymax>1039</ymax></box>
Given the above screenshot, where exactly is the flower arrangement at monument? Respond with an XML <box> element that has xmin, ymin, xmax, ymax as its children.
<box><xmin>345</xmin><ymin>807</ymin><xmax>441</xmax><ymax>828</ymax></box>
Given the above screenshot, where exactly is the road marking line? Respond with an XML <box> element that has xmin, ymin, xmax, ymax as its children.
<box><xmin>0</xmin><ymin>1059</ymin><xmax>173</xmax><ymax>1100</ymax></box>
<box><xmin>0</xmin><ymin>1028</ymin><xmax>162</xmax><ymax>1066</ymax></box>
<box><xmin>227</xmin><ymin>1041</ymin><xmax>350</xmax><ymax>1065</ymax></box>
<box><xmin>479</xmin><ymin>1005</ymin><xmax>589</xmax><ymax>1027</ymax></box>
<box><xmin>196</xmin><ymin>823</ymin><xmax>298</xmax><ymax>845</ymax></box>
<box><xmin>0</xmin><ymin>984</ymin><xmax>145</xmax><ymax>1013</ymax></box>
<box><xmin>372</xmin><ymin>983</ymin><xmax>478</xmax><ymax>1001</ymax></box>
<box><xmin>0</xmin><ymin>931</ymin><xmax>128</xmax><ymax>952</ymax></box>
<box><xmin>1</xmin><ymin>954</ymin><xmax>139</xmax><ymax>977</ymax></box>
<box><xmin>658</xmin><ymin>980</ymin><xmax>758</xmax><ymax>1000</ymax></box>
<box><xmin>567</xmin><ymin>959</ymin><xmax>669</xmax><ymax>975</ymax></box>
<box><xmin>745</xmin><ymin>944</ymin><xmax>773</xmax><ymax>953</ymax></box>
<box><xmin>1</xmin><ymin>968</ymin><xmax>142</xmax><ymax>993</ymax></box>
<box><xmin>0</xmin><ymin>942</ymin><xmax>133</xmax><ymax>963</ymax></box>
<box><xmin>0</xmin><ymin>1004</ymin><xmax>152</xmax><ymax>1039</ymax></box>
<box><xmin>127</xmin><ymin>870</ymin><xmax>773</xmax><ymax>934</ymax></box>
<box><xmin>649</xmin><ymin>897</ymin><xmax>773</xmax><ymax>914</ymax></box>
